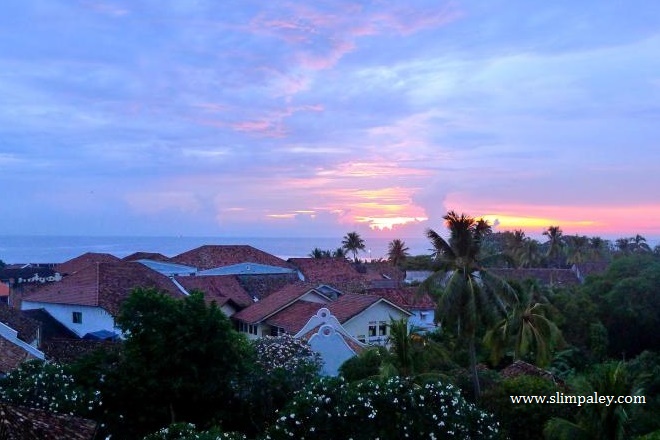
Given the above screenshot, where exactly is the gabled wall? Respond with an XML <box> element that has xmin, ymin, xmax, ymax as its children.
<box><xmin>342</xmin><ymin>302</ymin><xmax>410</xmax><ymax>346</ymax></box>
<box><xmin>21</xmin><ymin>302</ymin><xmax>119</xmax><ymax>338</ymax></box>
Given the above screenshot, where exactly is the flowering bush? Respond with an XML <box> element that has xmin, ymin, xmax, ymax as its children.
<box><xmin>0</xmin><ymin>359</ymin><xmax>101</xmax><ymax>417</ymax></box>
<box><xmin>233</xmin><ymin>335</ymin><xmax>323</xmax><ymax>434</ymax></box>
<box><xmin>252</xmin><ymin>334</ymin><xmax>322</xmax><ymax>374</ymax></box>
<box><xmin>143</xmin><ymin>422</ymin><xmax>247</xmax><ymax>440</ymax></box>
<box><xmin>266</xmin><ymin>376</ymin><xmax>500</xmax><ymax>440</ymax></box>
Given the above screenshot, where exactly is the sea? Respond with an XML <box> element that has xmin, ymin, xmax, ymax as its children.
<box><xmin>0</xmin><ymin>235</ymin><xmax>435</xmax><ymax>264</ymax></box>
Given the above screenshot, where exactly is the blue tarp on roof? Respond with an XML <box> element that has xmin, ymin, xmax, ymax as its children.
<box><xmin>83</xmin><ymin>330</ymin><xmax>119</xmax><ymax>341</ymax></box>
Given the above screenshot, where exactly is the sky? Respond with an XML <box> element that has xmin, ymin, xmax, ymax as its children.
<box><xmin>1</xmin><ymin>0</ymin><xmax>659</xmax><ymax>241</ymax></box>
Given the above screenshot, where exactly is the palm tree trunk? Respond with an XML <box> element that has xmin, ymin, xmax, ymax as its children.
<box><xmin>468</xmin><ymin>337</ymin><xmax>481</xmax><ymax>399</ymax></box>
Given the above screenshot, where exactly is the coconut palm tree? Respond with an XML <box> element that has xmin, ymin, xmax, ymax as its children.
<box><xmin>424</xmin><ymin>211</ymin><xmax>517</xmax><ymax>398</ymax></box>
<box><xmin>387</xmin><ymin>239</ymin><xmax>410</xmax><ymax>267</ymax></box>
<box><xmin>589</xmin><ymin>236</ymin><xmax>611</xmax><ymax>261</ymax></box>
<box><xmin>518</xmin><ymin>237</ymin><xmax>542</xmax><ymax>268</ymax></box>
<box><xmin>544</xmin><ymin>362</ymin><xmax>639</xmax><ymax>440</ymax></box>
<box><xmin>631</xmin><ymin>234</ymin><xmax>652</xmax><ymax>253</ymax></box>
<box><xmin>504</xmin><ymin>229</ymin><xmax>527</xmax><ymax>267</ymax></box>
<box><xmin>309</xmin><ymin>248</ymin><xmax>330</xmax><ymax>258</ymax></box>
<box><xmin>332</xmin><ymin>247</ymin><xmax>347</xmax><ymax>259</ymax></box>
<box><xmin>565</xmin><ymin>235</ymin><xmax>590</xmax><ymax>265</ymax></box>
<box><xmin>543</xmin><ymin>226</ymin><xmax>565</xmax><ymax>268</ymax></box>
<box><xmin>342</xmin><ymin>231</ymin><xmax>366</xmax><ymax>262</ymax></box>
<box><xmin>484</xmin><ymin>281</ymin><xmax>562</xmax><ymax>367</ymax></box>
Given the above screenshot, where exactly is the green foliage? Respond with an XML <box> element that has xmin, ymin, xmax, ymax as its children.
<box><xmin>399</xmin><ymin>254</ymin><xmax>435</xmax><ymax>270</ymax></box>
<box><xmin>582</xmin><ymin>254</ymin><xmax>660</xmax><ymax>357</ymax></box>
<box><xmin>482</xmin><ymin>375</ymin><xmax>569</xmax><ymax>440</ymax></box>
<box><xmin>545</xmin><ymin>362</ymin><xmax>640</xmax><ymax>440</ymax></box>
<box><xmin>102</xmin><ymin>287</ymin><xmax>252</xmax><ymax>439</ymax></box>
<box><xmin>235</xmin><ymin>335</ymin><xmax>322</xmax><ymax>435</ymax></box>
<box><xmin>0</xmin><ymin>360</ymin><xmax>101</xmax><ymax>417</ymax></box>
<box><xmin>484</xmin><ymin>281</ymin><xmax>563</xmax><ymax>367</ymax></box>
<box><xmin>387</xmin><ymin>239</ymin><xmax>410</xmax><ymax>267</ymax></box>
<box><xmin>549</xmin><ymin>286</ymin><xmax>601</xmax><ymax>358</ymax></box>
<box><xmin>342</xmin><ymin>231</ymin><xmax>366</xmax><ymax>262</ymax></box>
<box><xmin>143</xmin><ymin>423</ymin><xmax>246</xmax><ymax>440</ymax></box>
<box><xmin>267</xmin><ymin>376</ymin><xmax>501</xmax><ymax>440</ymax></box>
<box><xmin>424</xmin><ymin>211</ymin><xmax>517</xmax><ymax>398</ymax></box>
<box><xmin>339</xmin><ymin>347</ymin><xmax>389</xmax><ymax>382</ymax></box>
<box><xmin>627</xmin><ymin>351</ymin><xmax>660</xmax><ymax>436</ymax></box>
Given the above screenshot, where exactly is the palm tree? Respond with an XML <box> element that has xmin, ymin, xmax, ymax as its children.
<box><xmin>518</xmin><ymin>237</ymin><xmax>542</xmax><ymax>268</ymax></box>
<box><xmin>309</xmin><ymin>247</ymin><xmax>328</xmax><ymax>258</ymax></box>
<box><xmin>545</xmin><ymin>362</ymin><xmax>639</xmax><ymax>440</ymax></box>
<box><xmin>565</xmin><ymin>235</ymin><xmax>590</xmax><ymax>265</ymax></box>
<box><xmin>631</xmin><ymin>234</ymin><xmax>652</xmax><ymax>253</ymax></box>
<box><xmin>342</xmin><ymin>231</ymin><xmax>366</xmax><ymax>262</ymax></box>
<box><xmin>543</xmin><ymin>226</ymin><xmax>564</xmax><ymax>268</ymax></box>
<box><xmin>588</xmin><ymin>236</ymin><xmax>611</xmax><ymax>261</ymax></box>
<box><xmin>424</xmin><ymin>211</ymin><xmax>517</xmax><ymax>398</ymax></box>
<box><xmin>387</xmin><ymin>239</ymin><xmax>410</xmax><ymax>267</ymax></box>
<box><xmin>332</xmin><ymin>247</ymin><xmax>347</xmax><ymax>259</ymax></box>
<box><xmin>504</xmin><ymin>230</ymin><xmax>527</xmax><ymax>267</ymax></box>
<box><xmin>484</xmin><ymin>281</ymin><xmax>562</xmax><ymax>367</ymax></box>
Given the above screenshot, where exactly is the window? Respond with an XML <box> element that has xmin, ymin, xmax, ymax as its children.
<box><xmin>72</xmin><ymin>311</ymin><xmax>82</xmax><ymax>324</ymax></box>
<box><xmin>368</xmin><ymin>325</ymin><xmax>377</xmax><ymax>337</ymax></box>
<box><xmin>378</xmin><ymin>323</ymin><xmax>387</xmax><ymax>336</ymax></box>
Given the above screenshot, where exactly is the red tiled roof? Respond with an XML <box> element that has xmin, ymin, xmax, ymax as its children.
<box><xmin>233</xmin><ymin>283</ymin><xmax>327</xmax><ymax>324</ymax></box>
<box><xmin>122</xmin><ymin>252</ymin><xmax>170</xmax><ymax>262</ymax></box>
<box><xmin>0</xmin><ymin>339</ymin><xmax>37</xmax><ymax>374</ymax></box>
<box><xmin>326</xmin><ymin>294</ymin><xmax>384</xmax><ymax>323</ymax></box>
<box><xmin>288</xmin><ymin>258</ymin><xmax>368</xmax><ymax>291</ymax></box>
<box><xmin>171</xmin><ymin>245</ymin><xmax>290</xmax><ymax>270</ymax></box>
<box><xmin>0</xmin><ymin>403</ymin><xmax>98</xmax><ymax>439</ymax></box>
<box><xmin>366</xmin><ymin>287</ymin><xmax>435</xmax><ymax>311</ymax></box>
<box><xmin>56</xmin><ymin>252</ymin><xmax>121</xmax><ymax>275</ymax></box>
<box><xmin>267</xmin><ymin>294</ymin><xmax>406</xmax><ymax>336</ymax></box>
<box><xmin>0</xmin><ymin>282</ymin><xmax>9</xmax><ymax>297</ymax></box>
<box><xmin>265</xmin><ymin>301</ymin><xmax>322</xmax><ymax>334</ymax></box>
<box><xmin>23</xmin><ymin>262</ymin><xmax>184</xmax><ymax>315</ymax></box>
<box><xmin>364</xmin><ymin>262</ymin><xmax>405</xmax><ymax>282</ymax></box>
<box><xmin>175</xmin><ymin>275</ymin><xmax>253</xmax><ymax>308</ymax></box>
<box><xmin>0</xmin><ymin>303</ymin><xmax>40</xmax><ymax>343</ymax></box>
<box><xmin>489</xmin><ymin>268</ymin><xmax>580</xmax><ymax>286</ymax></box>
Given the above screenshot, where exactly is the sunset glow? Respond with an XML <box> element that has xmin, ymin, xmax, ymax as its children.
<box><xmin>1</xmin><ymin>1</ymin><xmax>659</xmax><ymax>239</ymax></box>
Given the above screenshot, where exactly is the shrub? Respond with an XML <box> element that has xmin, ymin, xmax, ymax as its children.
<box><xmin>266</xmin><ymin>376</ymin><xmax>500</xmax><ymax>440</ymax></box>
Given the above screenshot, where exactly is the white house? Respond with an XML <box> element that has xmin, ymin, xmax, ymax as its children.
<box><xmin>21</xmin><ymin>261</ymin><xmax>185</xmax><ymax>338</ymax></box>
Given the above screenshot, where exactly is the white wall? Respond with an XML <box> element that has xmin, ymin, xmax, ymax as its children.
<box><xmin>409</xmin><ymin>309</ymin><xmax>437</xmax><ymax>332</ymax></box>
<box><xmin>21</xmin><ymin>301</ymin><xmax>119</xmax><ymax>338</ymax></box>
<box><xmin>342</xmin><ymin>301</ymin><xmax>409</xmax><ymax>346</ymax></box>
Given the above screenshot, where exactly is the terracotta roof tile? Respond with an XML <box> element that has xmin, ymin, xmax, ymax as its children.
<box><xmin>366</xmin><ymin>287</ymin><xmax>435</xmax><ymax>311</ymax></box>
<box><xmin>56</xmin><ymin>252</ymin><xmax>121</xmax><ymax>275</ymax></box>
<box><xmin>0</xmin><ymin>403</ymin><xmax>98</xmax><ymax>439</ymax></box>
<box><xmin>0</xmin><ymin>339</ymin><xmax>37</xmax><ymax>373</ymax></box>
<box><xmin>233</xmin><ymin>283</ymin><xmax>325</xmax><ymax>323</ymax></box>
<box><xmin>326</xmin><ymin>294</ymin><xmax>384</xmax><ymax>323</ymax></box>
<box><xmin>287</xmin><ymin>258</ymin><xmax>369</xmax><ymax>292</ymax></box>
<box><xmin>23</xmin><ymin>262</ymin><xmax>184</xmax><ymax>315</ymax></box>
<box><xmin>489</xmin><ymin>268</ymin><xmax>580</xmax><ymax>286</ymax></box>
<box><xmin>42</xmin><ymin>338</ymin><xmax>121</xmax><ymax>364</ymax></box>
<box><xmin>265</xmin><ymin>301</ymin><xmax>322</xmax><ymax>333</ymax></box>
<box><xmin>174</xmin><ymin>275</ymin><xmax>254</xmax><ymax>308</ymax></box>
<box><xmin>122</xmin><ymin>251</ymin><xmax>170</xmax><ymax>262</ymax></box>
<box><xmin>0</xmin><ymin>303</ymin><xmax>40</xmax><ymax>343</ymax></box>
<box><xmin>170</xmin><ymin>245</ymin><xmax>289</xmax><ymax>270</ymax></box>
